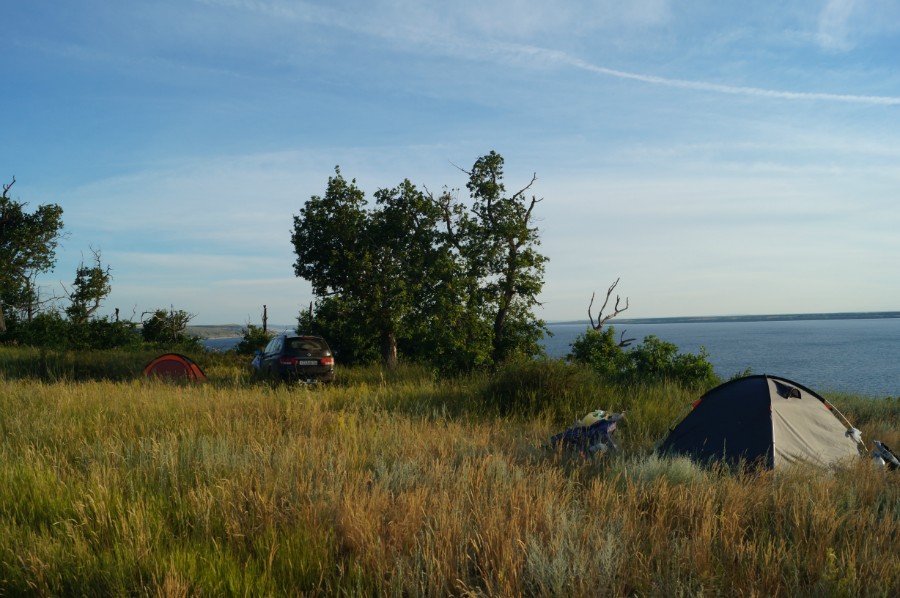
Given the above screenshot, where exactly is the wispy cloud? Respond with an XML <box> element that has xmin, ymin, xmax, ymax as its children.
<box><xmin>499</xmin><ymin>42</ymin><xmax>900</xmax><ymax>105</ymax></box>
<box><xmin>817</xmin><ymin>0</ymin><xmax>859</xmax><ymax>50</ymax></box>
<box><xmin>193</xmin><ymin>1</ymin><xmax>900</xmax><ymax>106</ymax></box>
<box><xmin>196</xmin><ymin>0</ymin><xmax>340</xmax><ymax>28</ymax></box>
<box><xmin>198</xmin><ymin>0</ymin><xmax>672</xmax><ymax>39</ymax></box>
<box><xmin>109</xmin><ymin>251</ymin><xmax>283</xmax><ymax>273</ymax></box>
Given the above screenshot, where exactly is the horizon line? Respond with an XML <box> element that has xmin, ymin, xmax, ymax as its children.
<box><xmin>548</xmin><ymin>310</ymin><xmax>900</xmax><ymax>325</ymax></box>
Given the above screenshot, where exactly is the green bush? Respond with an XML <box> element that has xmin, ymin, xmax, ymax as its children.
<box><xmin>75</xmin><ymin>317</ymin><xmax>143</xmax><ymax>350</ymax></box>
<box><xmin>2</xmin><ymin>312</ymin><xmax>142</xmax><ymax>351</ymax></box>
<box><xmin>141</xmin><ymin>308</ymin><xmax>201</xmax><ymax>350</ymax></box>
<box><xmin>3</xmin><ymin>312</ymin><xmax>70</xmax><ymax>349</ymax></box>
<box><xmin>232</xmin><ymin>324</ymin><xmax>273</xmax><ymax>355</ymax></box>
<box><xmin>568</xmin><ymin>327</ymin><xmax>628</xmax><ymax>380</ymax></box>
<box><xmin>568</xmin><ymin>326</ymin><xmax>717</xmax><ymax>389</ymax></box>
<box><xmin>627</xmin><ymin>335</ymin><xmax>716</xmax><ymax>388</ymax></box>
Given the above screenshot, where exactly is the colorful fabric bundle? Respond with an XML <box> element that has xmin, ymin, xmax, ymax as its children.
<box><xmin>548</xmin><ymin>410</ymin><xmax>625</xmax><ymax>455</ymax></box>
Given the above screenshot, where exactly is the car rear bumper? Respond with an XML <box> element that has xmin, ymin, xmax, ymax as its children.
<box><xmin>283</xmin><ymin>367</ymin><xmax>335</xmax><ymax>383</ymax></box>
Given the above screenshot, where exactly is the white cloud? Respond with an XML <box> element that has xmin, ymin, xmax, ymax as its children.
<box><xmin>817</xmin><ymin>0</ymin><xmax>859</xmax><ymax>50</ymax></box>
<box><xmin>813</xmin><ymin>0</ymin><xmax>900</xmax><ymax>52</ymax></box>
<box><xmin>199</xmin><ymin>0</ymin><xmax>672</xmax><ymax>40</ymax></box>
<box><xmin>108</xmin><ymin>251</ymin><xmax>285</xmax><ymax>274</ymax></box>
<box><xmin>38</xmin><ymin>2</ymin><xmax>900</xmax><ymax>109</ymax></box>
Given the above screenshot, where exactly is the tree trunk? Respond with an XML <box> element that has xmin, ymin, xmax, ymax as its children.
<box><xmin>0</xmin><ymin>301</ymin><xmax>6</xmax><ymax>333</ymax></box>
<box><xmin>491</xmin><ymin>273</ymin><xmax>517</xmax><ymax>364</ymax></box>
<box><xmin>381</xmin><ymin>330</ymin><xmax>398</xmax><ymax>369</ymax></box>
<box><xmin>491</xmin><ymin>299</ymin><xmax>511</xmax><ymax>365</ymax></box>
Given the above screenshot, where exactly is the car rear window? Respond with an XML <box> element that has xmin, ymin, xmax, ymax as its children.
<box><xmin>285</xmin><ymin>338</ymin><xmax>328</xmax><ymax>354</ymax></box>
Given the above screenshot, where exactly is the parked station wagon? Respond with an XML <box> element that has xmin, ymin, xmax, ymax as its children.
<box><xmin>255</xmin><ymin>335</ymin><xmax>335</xmax><ymax>384</ymax></box>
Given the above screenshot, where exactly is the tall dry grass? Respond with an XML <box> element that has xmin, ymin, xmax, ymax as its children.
<box><xmin>0</xmin><ymin>369</ymin><xmax>897</xmax><ymax>596</ymax></box>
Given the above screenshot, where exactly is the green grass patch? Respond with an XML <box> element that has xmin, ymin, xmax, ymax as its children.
<box><xmin>0</xmin><ymin>347</ymin><xmax>897</xmax><ymax>595</ymax></box>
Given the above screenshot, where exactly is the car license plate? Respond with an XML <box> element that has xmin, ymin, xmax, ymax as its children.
<box><xmin>298</xmin><ymin>360</ymin><xmax>318</xmax><ymax>366</ymax></box>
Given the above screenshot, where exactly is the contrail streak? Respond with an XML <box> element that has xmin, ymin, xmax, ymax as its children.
<box><xmin>513</xmin><ymin>44</ymin><xmax>900</xmax><ymax>106</ymax></box>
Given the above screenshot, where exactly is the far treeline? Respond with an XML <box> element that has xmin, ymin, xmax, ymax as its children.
<box><xmin>0</xmin><ymin>177</ymin><xmax>200</xmax><ymax>351</ymax></box>
<box><xmin>2</xmin><ymin>154</ymin><xmax>715</xmax><ymax>386</ymax></box>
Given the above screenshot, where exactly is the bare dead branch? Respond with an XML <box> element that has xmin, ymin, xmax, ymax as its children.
<box><xmin>512</xmin><ymin>173</ymin><xmax>538</xmax><ymax>200</ymax></box>
<box><xmin>523</xmin><ymin>194</ymin><xmax>542</xmax><ymax>223</ymax></box>
<box><xmin>588</xmin><ymin>277</ymin><xmax>629</xmax><ymax>331</ymax></box>
<box><xmin>1</xmin><ymin>176</ymin><xmax>15</xmax><ymax>197</ymax></box>
<box><xmin>618</xmin><ymin>330</ymin><xmax>636</xmax><ymax>347</ymax></box>
<box><xmin>449</xmin><ymin>161</ymin><xmax>470</xmax><ymax>176</ymax></box>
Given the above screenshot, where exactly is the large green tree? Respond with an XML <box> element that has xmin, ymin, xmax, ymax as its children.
<box><xmin>292</xmin><ymin>172</ymin><xmax>447</xmax><ymax>367</ymax></box>
<box><xmin>0</xmin><ymin>178</ymin><xmax>65</xmax><ymax>329</ymax></box>
<box><xmin>441</xmin><ymin>152</ymin><xmax>548</xmax><ymax>364</ymax></box>
<box><xmin>291</xmin><ymin>168</ymin><xmax>368</xmax><ymax>299</ymax></box>
<box><xmin>291</xmin><ymin>152</ymin><xmax>547</xmax><ymax>370</ymax></box>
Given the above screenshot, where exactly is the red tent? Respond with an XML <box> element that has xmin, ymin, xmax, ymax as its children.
<box><xmin>143</xmin><ymin>353</ymin><xmax>207</xmax><ymax>382</ymax></box>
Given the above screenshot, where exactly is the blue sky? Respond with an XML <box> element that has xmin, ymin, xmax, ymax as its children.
<box><xmin>4</xmin><ymin>0</ymin><xmax>900</xmax><ymax>325</ymax></box>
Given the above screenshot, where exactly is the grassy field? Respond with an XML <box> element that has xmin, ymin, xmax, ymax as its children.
<box><xmin>0</xmin><ymin>350</ymin><xmax>898</xmax><ymax>596</ymax></box>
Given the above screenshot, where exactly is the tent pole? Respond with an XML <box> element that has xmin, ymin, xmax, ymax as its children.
<box><xmin>821</xmin><ymin>397</ymin><xmax>866</xmax><ymax>449</ymax></box>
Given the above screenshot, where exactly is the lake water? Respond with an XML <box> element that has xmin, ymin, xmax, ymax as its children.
<box><xmin>542</xmin><ymin>318</ymin><xmax>900</xmax><ymax>398</ymax></box>
<box><xmin>202</xmin><ymin>318</ymin><xmax>900</xmax><ymax>398</ymax></box>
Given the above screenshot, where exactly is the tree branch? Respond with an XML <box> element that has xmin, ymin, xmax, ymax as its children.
<box><xmin>588</xmin><ymin>277</ymin><xmax>629</xmax><ymax>331</ymax></box>
<box><xmin>2</xmin><ymin>176</ymin><xmax>15</xmax><ymax>198</ymax></box>
<box><xmin>618</xmin><ymin>330</ymin><xmax>636</xmax><ymax>347</ymax></box>
<box><xmin>513</xmin><ymin>173</ymin><xmax>538</xmax><ymax>200</ymax></box>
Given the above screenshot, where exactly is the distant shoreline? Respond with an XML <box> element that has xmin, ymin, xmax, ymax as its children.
<box><xmin>190</xmin><ymin>312</ymin><xmax>900</xmax><ymax>338</ymax></box>
<box><xmin>187</xmin><ymin>324</ymin><xmax>294</xmax><ymax>339</ymax></box>
<box><xmin>549</xmin><ymin>311</ymin><xmax>900</xmax><ymax>326</ymax></box>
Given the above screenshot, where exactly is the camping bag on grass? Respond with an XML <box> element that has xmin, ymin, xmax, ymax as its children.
<box><xmin>548</xmin><ymin>410</ymin><xmax>625</xmax><ymax>455</ymax></box>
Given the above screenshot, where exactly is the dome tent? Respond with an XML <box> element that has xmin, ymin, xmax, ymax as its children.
<box><xmin>657</xmin><ymin>375</ymin><xmax>863</xmax><ymax>469</ymax></box>
<box><xmin>143</xmin><ymin>353</ymin><xmax>207</xmax><ymax>382</ymax></box>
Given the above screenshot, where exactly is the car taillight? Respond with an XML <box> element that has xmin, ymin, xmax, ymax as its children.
<box><xmin>320</xmin><ymin>357</ymin><xmax>334</xmax><ymax>366</ymax></box>
<box><xmin>279</xmin><ymin>357</ymin><xmax>298</xmax><ymax>365</ymax></box>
